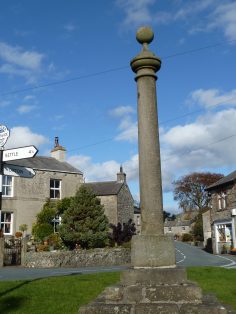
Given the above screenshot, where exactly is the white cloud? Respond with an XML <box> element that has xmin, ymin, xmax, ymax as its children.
<box><xmin>5</xmin><ymin>126</ymin><xmax>49</xmax><ymax>149</ymax></box>
<box><xmin>116</xmin><ymin>0</ymin><xmax>155</xmax><ymax>27</ymax></box>
<box><xmin>67</xmin><ymin>153</ymin><xmax>139</xmax><ymax>183</ymax></box>
<box><xmin>188</xmin><ymin>88</ymin><xmax>236</xmax><ymax>108</ymax></box>
<box><xmin>209</xmin><ymin>2</ymin><xmax>236</xmax><ymax>41</ymax></box>
<box><xmin>0</xmin><ymin>42</ymin><xmax>44</xmax><ymax>70</ymax></box>
<box><xmin>160</xmin><ymin>108</ymin><xmax>236</xmax><ymax>191</ymax></box>
<box><xmin>64</xmin><ymin>23</ymin><xmax>77</xmax><ymax>32</ymax></box>
<box><xmin>110</xmin><ymin>105</ymin><xmax>135</xmax><ymax>117</ymax></box>
<box><xmin>111</xmin><ymin>105</ymin><xmax>137</xmax><ymax>142</ymax></box>
<box><xmin>115</xmin><ymin>121</ymin><xmax>138</xmax><ymax>142</ymax></box>
<box><xmin>17</xmin><ymin>104</ymin><xmax>37</xmax><ymax>114</ymax></box>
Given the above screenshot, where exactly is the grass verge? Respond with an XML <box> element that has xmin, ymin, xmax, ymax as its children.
<box><xmin>187</xmin><ymin>266</ymin><xmax>236</xmax><ymax>310</ymax></box>
<box><xmin>0</xmin><ymin>267</ymin><xmax>235</xmax><ymax>313</ymax></box>
<box><xmin>0</xmin><ymin>272</ymin><xmax>120</xmax><ymax>314</ymax></box>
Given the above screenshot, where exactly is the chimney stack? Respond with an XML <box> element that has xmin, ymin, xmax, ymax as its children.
<box><xmin>50</xmin><ymin>137</ymin><xmax>66</xmax><ymax>162</ymax></box>
<box><xmin>117</xmin><ymin>165</ymin><xmax>126</xmax><ymax>183</ymax></box>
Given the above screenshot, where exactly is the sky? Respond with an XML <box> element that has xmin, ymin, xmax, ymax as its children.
<box><xmin>0</xmin><ymin>0</ymin><xmax>236</xmax><ymax>214</ymax></box>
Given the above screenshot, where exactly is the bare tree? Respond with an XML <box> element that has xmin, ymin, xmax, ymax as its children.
<box><xmin>173</xmin><ymin>172</ymin><xmax>223</xmax><ymax>212</ymax></box>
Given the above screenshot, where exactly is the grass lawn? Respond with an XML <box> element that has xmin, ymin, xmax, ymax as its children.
<box><xmin>0</xmin><ymin>267</ymin><xmax>235</xmax><ymax>313</ymax></box>
<box><xmin>187</xmin><ymin>267</ymin><xmax>236</xmax><ymax>311</ymax></box>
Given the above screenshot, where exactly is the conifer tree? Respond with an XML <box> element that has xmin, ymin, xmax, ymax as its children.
<box><xmin>59</xmin><ymin>186</ymin><xmax>109</xmax><ymax>249</ymax></box>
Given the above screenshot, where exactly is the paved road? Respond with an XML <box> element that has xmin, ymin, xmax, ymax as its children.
<box><xmin>0</xmin><ymin>265</ymin><xmax>128</xmax><ymax>281</ymax></box>
<box><xmin>175</xmin><ymin>241</ymin><xmax>236</xmax><ymax>268</ymax></box>
<box><xmin>0</xmin><ymin>242</ymin><xmax>236</xmax><ymax>281</ymax></box>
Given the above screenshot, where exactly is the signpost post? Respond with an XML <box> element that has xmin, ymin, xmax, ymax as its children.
<box><xmin>0</xmin><ymin>125</ymin><xmax>10</xmax><ymax>232</ymax></box>
<box><xmin>0</xmin><ymin>124</ymin><xmax>37</xmax><ymax>232</ymax></box>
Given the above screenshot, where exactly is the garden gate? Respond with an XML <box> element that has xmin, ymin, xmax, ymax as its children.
<box><xmin>4</xmin><ymin>238</ymin><xmax>22</xmax><ymax>266</ymax></box>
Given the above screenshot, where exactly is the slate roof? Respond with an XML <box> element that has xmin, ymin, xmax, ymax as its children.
<box><xmin>164</xmin><ymin>220</ymin><xmax>192</xmax><ymax>227</ymax></box>
<box><xmin>5</xmin><ymin>156</ymin><xmax>82</xmax><ymax>175</ymax></box>
<box><xmin>206</xmin><ymin>170</ymin><xmax>236</xmax><ymax>190</ymax></box>
<box><xmin>84</xmin><ymin>181</ymin><xmax>123</xmax><ymax>196</ymax></box>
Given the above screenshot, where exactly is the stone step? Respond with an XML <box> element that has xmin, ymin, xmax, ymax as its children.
<box><xmin>79</xmin><ymin>302</ymin><xmax>228</xmax><ymax>314</ymax></box>
<box><xmin>99</xmin><ymin>282</ymin><xmax>202</xmax><ymax>304</ymax></box>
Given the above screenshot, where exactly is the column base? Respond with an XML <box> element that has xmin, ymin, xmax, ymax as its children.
<box><xmin>131</xmin><ymin>234</ymin><xmax>175</xmax><ymax>267</ymax></box>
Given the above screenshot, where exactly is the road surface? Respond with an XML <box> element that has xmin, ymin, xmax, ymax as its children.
<box><xmin>0</xmin><ymin>242</ymin><xmax>235</xmax><ymax>281</ymax></box>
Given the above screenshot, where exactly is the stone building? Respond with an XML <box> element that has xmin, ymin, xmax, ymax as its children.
<box><xmin>1</xmin><ymin>138</ymin><xmax>84</xmax><ymax>235</ymax></box>
<box><xmin>205</xmin><ymin>170</ymin><xmax>236</xmax><ymax>254</ymax></box>
<box><xmin>84</xmin><ymin>166</ymin><xmax>134</xmax><ymax>226</ymax></box>
<box><xmin>164</xmin><ymin>219</ymin><xmax>192</xmax><ymax>239</ymax></box>
<box><xmin>1</xmin><ymin>138</ymin><xmax>135</xmax><ymax>236</ymax></box>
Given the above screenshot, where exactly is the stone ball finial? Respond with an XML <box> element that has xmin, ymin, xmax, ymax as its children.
<box><xmin>136</xmin><ymin>26</ymin><xmax>154</xmax><ymax>45</ymax></box>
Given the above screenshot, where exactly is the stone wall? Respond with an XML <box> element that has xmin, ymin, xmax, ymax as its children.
<box><xmin>117</xmin><ymin>184</ymin><xmax>134</xmax><ymax>225</ymax></box>
<box><xmin>23</xmin><ymin>247</ymin><xmax>131</xmax><ymax>268</ymax></box>
<box><xmin>99</xmin><ymin>195</ymin><xmax>118</xmax><ymax>225</ymax></box>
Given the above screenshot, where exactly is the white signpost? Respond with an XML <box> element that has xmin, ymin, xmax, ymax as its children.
<box><xmin>0</xmin><ymin>124</ymin><xmax>38</xmax><ymax>230</ymax></box>
<box><xmin>4</xmin><ymin>164</ymin><xmax>36</xmax><ymax>178</ymax></box>
<box><xmin>0</xmin><ymin>125</ymin><xmax>10</xmax><ymax>148</ymax></box>
<box><xmin>3</xmin><ymin>146</ymin><xmax>38</xmax><ymax>162</ymax></box>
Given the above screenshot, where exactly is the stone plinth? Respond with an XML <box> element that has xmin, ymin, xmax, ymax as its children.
<box><xmin>79</xmin><ymin>268</ymin><xmax>230</xmax><ymax>313</ymax></box>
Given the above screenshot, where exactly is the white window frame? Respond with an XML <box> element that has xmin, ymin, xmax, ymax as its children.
<box><xmin>50</xmin><ymin>179</ymin><xmax>61</xmax><ymax>199</ymax></box>
<box><xmin>1</xmin><ymin>212</ymin><xmax>13</xmax><ymax>235</ymax></box>
<box><xmin>218</xmin><ymin>192</ymin><xmax>227</xmax><ymax>210</ymax></box>
<box><xmin>2</xmin><ymin>175</ymin><xmax>13</xmax><ymax>197</ymax></box>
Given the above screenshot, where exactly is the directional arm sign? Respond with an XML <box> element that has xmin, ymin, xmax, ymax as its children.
<box><xmin>3</xmin><ymin>146</ymin><xmax>38</xmax><ymax>162</ymax></box>
<box><xmin>3</xmin><ymin>164</ymin><xmax>35</xmax><ymax>178</ymax></box>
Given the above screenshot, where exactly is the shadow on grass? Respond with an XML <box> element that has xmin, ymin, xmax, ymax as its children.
<box><xmin>0</xmin><ymin>278</ymin><xmax>43</xmax><ymax>313</ymax></box>
<box><xmin>0</xmin><ymin>296</ymin><xmax>26</xmax><ymax>313</ymax></box>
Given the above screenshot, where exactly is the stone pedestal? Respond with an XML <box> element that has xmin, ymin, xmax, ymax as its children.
<box><xmin>131</xmin><ymin>235</ymin><xmax>175</xmax><ymax>267</ymax></box>
<box><xmin>79</xmin><ymin>268</ymin><xmax>230</xmax><ymax>313</ymax></box>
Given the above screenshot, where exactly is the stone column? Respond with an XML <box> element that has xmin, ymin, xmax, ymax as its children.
<box><xmin>130</xmin><ymin>27</ymin><xmax>175</xmax><ymax>267</ymax></box>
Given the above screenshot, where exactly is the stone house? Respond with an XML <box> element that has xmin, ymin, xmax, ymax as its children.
<box><xmin>164</xmin><ymin>219</ymin><xmax>192</xmax><ymax>238</ymax></box>
<box><xmin>205</xmin><ymin>170</ymin><xmax>236</xmax><ymax>254</ymax></box>
<box><xmin>1</xmin><ymin>138</ymin><xmax>135</xmax><ymax>237</ymax></box>
<box><xmin>2</xmin><ymin>138</ymin><xmax>84</xmax><ymax>235</ymax></box>
<box><xmin>84</xmin><ymin>166</ymin><xmax>134</xmax><ymax>226</ymax></box>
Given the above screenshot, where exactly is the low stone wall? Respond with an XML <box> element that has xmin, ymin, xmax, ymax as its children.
<box><xmin>23</xmin><ymin>247</ymin><xmax>131</xmax><ymax>268</ymax></box>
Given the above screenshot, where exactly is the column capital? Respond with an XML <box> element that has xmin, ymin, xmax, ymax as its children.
<box><xmin>130</xmin><ymin>26</ymin><xmax>161</xmax><ymax>79</ymax></box>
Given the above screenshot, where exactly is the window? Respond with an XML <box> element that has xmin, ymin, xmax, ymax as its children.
<box><xmin>218</xmin><ymin>192</ymin><xmax>227</xmax><ymax>210</ymax></box>
<box><xmin>50</xmin><ymin>179</ymin><xmax>61</xmax><ymax>199</ymax></box>
<box><xmin>136</xmin><ymin>215</ymin><xmax>141</xmax><ymax>226</ymax></box>
<box><xmin>2</xmin><ymin>175</ymin><xmax>13</xmax><ymax>197</ymax></box>
<box><xmin>1</xmin><ymin>212</ymin><xmax>13</xmax><ymax>235</ymax></box>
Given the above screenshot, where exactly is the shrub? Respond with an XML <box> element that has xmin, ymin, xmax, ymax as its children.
<box><xmin>182</xmin><ymin>233</ymin><xmax>193</xmax><ymax>242</ymax></box>
<box><xmin>59</xmin><ymin>186</ymin><xmax>109</xmax><ymax>249</ymax></box>
<box><xmin>19</xmin><ymin>224</ymin><xmax>28</xmax><ymax>233</ymax></box>
<box><xmin>109</xmin><ymin>219</ymin><xmax>136</xmax><ymax>246</ymax></box>
<box><xmin>32</xmin><ymin>223</ymin><xmax>54</xmax><ymax>242</ymax></box>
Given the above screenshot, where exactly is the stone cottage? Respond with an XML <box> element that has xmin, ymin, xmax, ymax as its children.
<box><xmin>1</xmin><ymin>137</ymin><xmax>135</xmax><ymax>236</ymax></box>
<box><xmin>164</xmin><ymin>219</ymin><xmax>192</xmax><ymax>239</ymax></box>
<box><xmin>1</xmin><ymin>138</ymin><xmax>84</xmax><ymax>235</ymax></box>
<box><xmin>205</xmin><ymin>170</ymin><xmax>236</xmax><ymax>254</ymax></box>
<box><xmin>84</xmin><ymin>166</ymin><xmax>134</xmax><ymax>226</ymax></box>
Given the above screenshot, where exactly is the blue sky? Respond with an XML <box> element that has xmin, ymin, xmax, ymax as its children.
<box><xmin>1</xmin><ymin>0</ymin><xmax>236</xmax><ymax>213</ymax></box>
